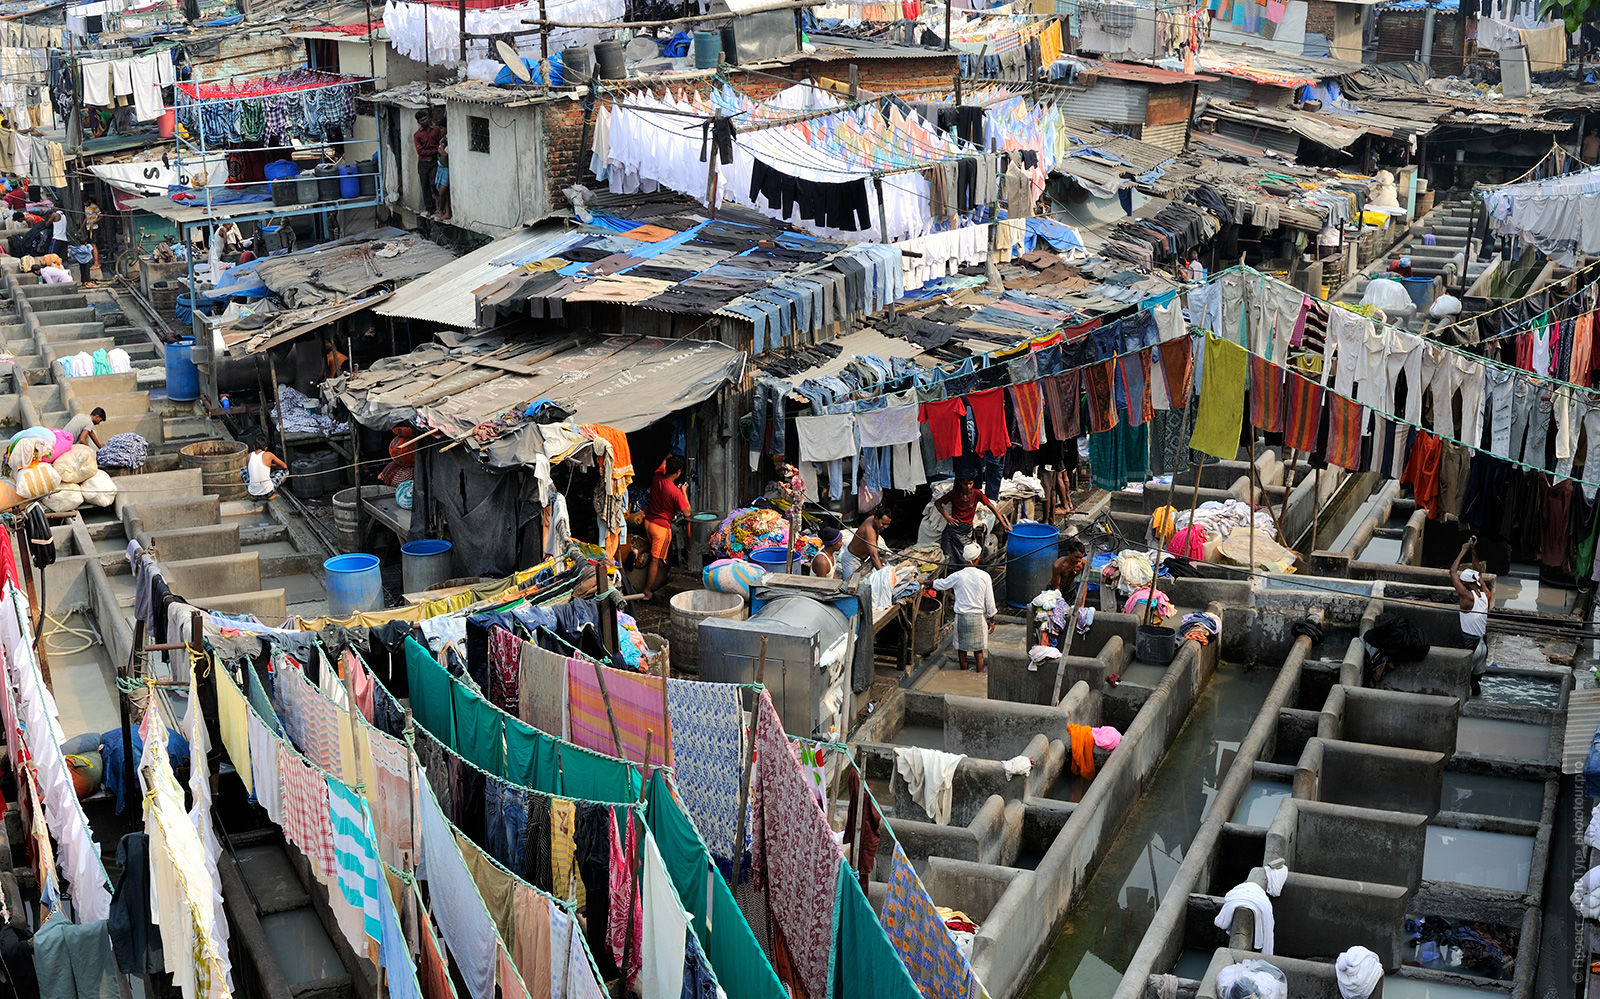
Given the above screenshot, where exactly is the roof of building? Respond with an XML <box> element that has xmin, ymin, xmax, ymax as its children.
<box><xmin>330</xmin><ymin>333</ymin><xmax>747</xmax><ymax>465</ymax></box>
<box><xmin>372</xmin><ymin>225</ymin><xmax>584</xmax><ymax>328</ymax></box>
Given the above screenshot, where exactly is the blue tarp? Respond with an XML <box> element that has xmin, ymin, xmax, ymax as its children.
<box><xmin>166</xmin><ymin>184</ymin><xmax>272</xmax><ymax>206</ymax></box>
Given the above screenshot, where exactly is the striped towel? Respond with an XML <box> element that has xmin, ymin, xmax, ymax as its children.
<box><xmin>565</xmin><ymin>659</ymin><xmax>671</xmax><ymax>769</ymax></box>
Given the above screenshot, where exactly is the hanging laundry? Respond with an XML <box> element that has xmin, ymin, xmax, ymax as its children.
<box><xmin>1248</xmin><ymin>354</ymin><xmax>1284</xmax><ymax>433</ymax></box>
<box><xmin>748</xmin><ymin>692</ymin><xmax>847</xmax><ymax>999</ymax></box>
<box><xmin>1189</xmin><ymin>333</ymin><xmax>1248</xmax><ymax>460</ymax></box>
<box><xmin>881</xmin><ymin>843</ymin><xmax>983</xmax><ymax>999</ymax></box>
<box><xmin>1322</xmin><ymin>394</ymin><xmax>1365</xmax><ymax>471</ymax></box>
<box><xmin>665</xmin><ymin>676</ymin><xmax>744</xmax><ymax>865</ymax></box>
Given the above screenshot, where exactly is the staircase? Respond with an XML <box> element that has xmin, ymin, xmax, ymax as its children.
<box><xmin>1335</xmin><ymin>197</ymin><xmax>1489</xmax><ymax>330</ymax></box>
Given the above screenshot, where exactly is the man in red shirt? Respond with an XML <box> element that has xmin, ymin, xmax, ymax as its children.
<box><xmin>642</xmin><ymin>456</ymin><xmax>690</xmax><ymax>600</ymax></box>
<box><xmin>412</xmin><ymin>110</ymin><xmax>442</xmax><ymax>214</ymax></box>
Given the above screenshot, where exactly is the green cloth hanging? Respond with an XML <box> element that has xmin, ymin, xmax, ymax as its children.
<box><xmin>1089</xmin><ymin>422</ymin><xmax>1149</xmax><ymax>492</ymax></box>
<box><xmin>831</xmin><ymin>858</ymin><xmax>923</xmax><ymax>999</ymax></box>
<box><xmin>91</xmin><ymin>348</ymin><xmax>111</xmax><ymax>375</ymax></box>
<box><xmin>452</xmin><ymin>683</ymin><xmax>505</xmax><ymax>776</ymax></box>
<box><xmin>504</xmin><ymin>720</ymin><xmax>560</xmax><ymax>794</ymax></box>
<box><xmin>1579</xmin><ymin>499</ymin><xmax>1600</xmax><ymax>585</ymax></box>
<box><xmin>645</xmin><ymin>773</ymin><xmax>788</xmax><ymax>999</ymax></box>
<box><xmin>404</xmin><ymin>637</ymin><xmax>454</xmax><ymax>746</ymax></box>
<box><xmin>558</xmin><ymin>738</ymin><xmax>642</xmax><ymax>802</ymax></box>
<box><xmin>1188</xmin><ymin>333</ymin><xmax>1248</xmax><ymax>461</ymax></box>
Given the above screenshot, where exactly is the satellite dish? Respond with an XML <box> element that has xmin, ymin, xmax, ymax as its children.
<box><xmin>497</xmin><ymin>39</ymin><xmax>533</xmax><ymax>82</ymax></box>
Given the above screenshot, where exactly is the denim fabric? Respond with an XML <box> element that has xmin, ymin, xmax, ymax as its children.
<box><xmin>982</xmin><ymin>455</ymin><xmax>1004</xmax><ymax>498</ymax></box>
<box><xmin>484</xmin><ymin>777</ymin><xmax>532</xmax><ymax>875</ymax></box>
<box><xmin>724</xmin><ymin>300</ymin><xmax>775</xmax><ymax>353</ymax></box>
<box><xmin>773</xmin><ymin>277</ymin><xmax>821</xmax><ymax>335</ymax></box>
<box><xmin>1118</xmin><ymin>354</ymin><xmax>1148</xmax><ymax>428</ymax></box>
<box><xmin>751</xmin><ymin>377</ymin><xmax>788</xmax><ymax>457</ymax></box>
<box><xmin>1091</xmin><ymin>321</ymin><xmax>1121</xmax><ymax>362</ymax></box>
<box><xmin>860</xmin><ymin>446</ymin><xmax>893</xmax><ymax>491</ymax></box>
<box><xmin>1007</xmin><ymin>351</ymin><xmax>1037</xmax><ymax>384</ymax></box>
<box><xmin>1036</xmin><ymin>343</ymin><xmax>1064</xmax><ymax>376</ymax></box>
<box><xmin>1124</xmin><ymin>311</ymin><xmax>1160</xmax><ymax>350</ymax></box>
<box><xmin>747</xmin><ymin>290</ymin><xmax>795</xmax><ymax>344</ymax></box>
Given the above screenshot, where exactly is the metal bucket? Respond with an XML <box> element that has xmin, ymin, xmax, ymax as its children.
<box><xmin>401</xmin><ymin>539</ymin><xmax>454</xmax><ymax>594</ymax></box>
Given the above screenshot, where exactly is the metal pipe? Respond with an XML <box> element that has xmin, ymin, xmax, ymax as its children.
<box><xmin>1420</xmin><ymin>7</ymin><xmax>1436</xmax><ymax>67</ymax></box>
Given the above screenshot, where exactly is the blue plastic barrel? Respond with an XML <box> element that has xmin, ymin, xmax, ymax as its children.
<box><xmin>400</xmin><ymin>539</ymin><xmax>453</xmax><ymax>594</ymax></box>
<box><xmin>164</xmin><ymin>337</ymin><xmax>200</xmax><ymax>402</ymax></box>
<box><xmin>338</xmin><ymin>164</ymin><xmax>359</xmax><ymax>199</ymax></box>
<box><xmin>1006</xmin><ymin>522</ymin><xmax>1059</xmax><ymax>607</ymax></box>
<box><xmin>748</xmin><ymin>546</ymin><xmax>796</xmax><ymax>573</ymax></box>
<box><xmin>693</xmin><ymin>30</ymin><xmax>721</xmax><ymax>68</ymax></box>
<box><xmin>325</xmin><ymin>553</ymin><xmax>383</xmax><ymax>617</ymax></box>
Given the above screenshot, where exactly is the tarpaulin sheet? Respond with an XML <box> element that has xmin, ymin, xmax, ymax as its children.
<box><xmin>333</xmin><ymin>334</ymin><xmax>744</xmax><ymax>468</ymax></box>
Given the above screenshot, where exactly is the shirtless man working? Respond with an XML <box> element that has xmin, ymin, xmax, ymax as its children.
<box><xmin>841</xmin><ymin>508</ymin><xmax>892</xmax><ymax>579</ymax></box>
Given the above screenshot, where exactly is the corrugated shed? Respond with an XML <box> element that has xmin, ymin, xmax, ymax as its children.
<box><xmin>1563</xmin><ymin>688</ymin><xmax>1600</xmax><ymax>774</ymax></box>
<box><xmin>1213</xmin><ymin>119</ymin><xmax>1301</xmax><ymax>157</ymax></box>
<box><xmin>1056</xmin><ymin>79</ymin><xmax>1148</xmax><ymax>123</ymax></box>
<box><xmin>1139</xmin><ymin>120</ymin><xmax>1189</xmax><ymax>152</ymax></box>
<box><xmin>372</xmin><ymin>225</ymin><xmax>583</xmax><ymax>328</ymax></box>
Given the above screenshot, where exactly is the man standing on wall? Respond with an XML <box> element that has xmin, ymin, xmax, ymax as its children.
<box><xmin>412</xmin><ymin>109</ymin><xmax>442</xmax><ymax>215</ymax></box>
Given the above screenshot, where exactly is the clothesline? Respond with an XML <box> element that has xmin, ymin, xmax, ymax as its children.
<box><xmin>1209</xmin><ymin>263</ymin><xmax>1600</xmax><ymax>400</ymax></box>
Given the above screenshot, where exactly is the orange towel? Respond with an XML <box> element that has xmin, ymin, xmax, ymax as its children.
<box><xmin>1068</xmin><ymin>724</ymin><xmax>1096</xmax><ymax>779</ymax></box>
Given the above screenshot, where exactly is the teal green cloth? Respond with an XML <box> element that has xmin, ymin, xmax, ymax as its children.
<box><xmin>504</xmin><ymin>719</ymin><xmax>560</xmax><ymax>794</ymax></box>
<box><xmin>1189</xmin><ymin>333</ymin><xmax>1247</xmax><ymax>461</ymax></box>
<box><xmin>646</xmin><ymin>773</ymin><xmax>786</xmax><ymax>999</ymax></box>
<box><xmin>1089</xmin><ymin>421</ymin><xmax>1149</xmax><ymax>492</ymax></box>
<box><xmin>404</xmin><ymin>637</ymin><xmax>454</xmax><ymax>746</ymax></box>
<box><xmin>1580</xmin><ymin>501</ymin><xmax>1600</xmax><ymax>584</ymax></box>
<box><xmin>248</xmin><ymin>666</ymin><xmax>283</xmax><ymax>735</ymax></box>
<box><xmin>91</xmin><ymin>348</ymin><xmax>111</xmax><ymax>375</ymax></box>
<box><xmin>832</xmin><ymin>859</ymin><xmax>923</xmax><ymax>999</ymax></box>
<box><xmin>452</xmin><ymin>683</ymin><xmax>504</xmax><ymax>776</ymax></box>
<box><xmin>558</xmin><ymin>738</ymin><xmax>642</xmax><ymax>802</ymax></box>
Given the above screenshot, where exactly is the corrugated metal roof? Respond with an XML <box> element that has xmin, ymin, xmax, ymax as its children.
<box><xmin>1563</xmin><ymin>688</ymin><xmax>1600</xmax><ymax>774</ymax></box>
<box><xmin>372</xmin><ymin>225</ymin><xmax>582</xmax><ymax>328</ymax></box>
<box><xmin>1078</xmin><ymin>59</ymin><xmax>1218</xmax><ymax>84</ymax></box>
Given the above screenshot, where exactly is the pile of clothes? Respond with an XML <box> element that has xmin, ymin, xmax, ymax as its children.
<box><xmin>96</xmin><ymin>433</ymin><xmax>148</xmax><ymax>470</ymax></box>
<box><xmin>708</xmin><ymin>506</ymin><xmax>822</xmax><ymax>562</ymax></box>
<box><xmin>1180</xmin><ymin>611</ymin><xmax>1221</xmax><ymax>645</ymax></box>
<box><xmin>271</xmin><ymin>384</ymin><xmax>349</xmax><ymax>438</ymax></box>
<box><xmin>1174</xmin><ymin>500</ymin><xmax>1277</xmax><ymax>544</ymax></box>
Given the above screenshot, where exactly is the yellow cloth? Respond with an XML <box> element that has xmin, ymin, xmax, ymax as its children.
<box><xmin>216</xmin><ymin>670</ymin><xmax>251</xmax><ymax>791</ymax></box>
<box><xmin>550</xmin><ymin>797</ymin><xmax>583</xmax><ymax>908</ymax></box>
<box><xmin>1518</xmin><ymin>24</ymin><xmax>1567</xmax><ymax>72</ymax></box>
<box><xmin>297</xmin><ymin>562</ymin><xmax>552</xmax><ymax>629</ymax></box>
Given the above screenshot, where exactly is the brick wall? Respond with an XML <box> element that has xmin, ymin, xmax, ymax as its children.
<box><xmin>542</xmin><ymin>54</ymin><xmax>961</xmax><ymax>208</ymax></box>
<box><xmin>1303</xmin><ymin>0</ymin><xmax>1337</xmax><ymax>40</ymax></box>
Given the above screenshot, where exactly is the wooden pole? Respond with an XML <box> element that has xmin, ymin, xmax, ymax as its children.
<box><xmin>944</xmin><ymin>0</ymin><xmax>952</xmax><ymax>49</ymax></box>
<box><xmin>1050</xmin><ymin>568</ymin><xmax>1091</xmax><ymax>704</ymax></box>
<box><xmin>538</xmin><ymin>0</ymin><xmax>549</xmax><ymax>63</ymax></box>
<box><xmin>458</xmin><ymin>0</ymin><xmax>467</xmax><ymax>69</ymax></box>
<box><xmin>120</xmin><ymin>618</ymin><xmax>144</xmax><ymax>811</ymax></box>
<box><xmin>733</xmin><ymin>637</ymin><xmax>766</xmax><ymax>882</ymax></box>
<box><xmin>849</xmin><ymin>768</ymin><xmax>867</xmax><ymax>888</ymax></box>
<box><xmin>589</xmin><ymin>658</ymin><xmax>628</xmax><ymax>762</ymax></box>
<box><xmin>1277</xmin><ymin>448</ymin><xmax>1300</xmax><ymax>541</ymax></box>
<box><xmin>1309</xmin><ymin>466</ymin><xmax>1323</xmax><ymax>556</ymax></box>
<box><xmin>617</xmin><ymin>731</ymin><xmax>651</xmax><ymax>995</ymax></box>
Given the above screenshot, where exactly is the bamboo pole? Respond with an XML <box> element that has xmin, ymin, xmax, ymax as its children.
<box><xmin>1049</xmin><ymin>568</ymin><xmax>1091</xmax><ymax>705</ymax></box>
